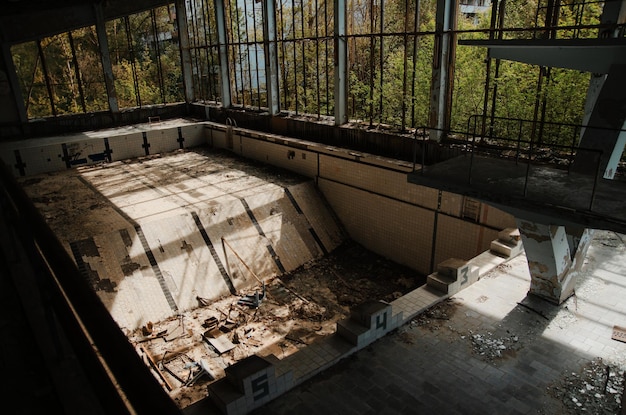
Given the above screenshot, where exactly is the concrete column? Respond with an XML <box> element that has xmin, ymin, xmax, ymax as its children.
<box><xmin>334</xmin><ymin>0</ymin><xmax>347</xmax><ymax>126</ymax></box>
<box><xmin>262</xmin><ymin>0</ymin><xmax>280</xmax><ymax>115</ymax></box>
<box><xmin>94</xmin><ymin>3</ymin><xmax>119</xmax><ymax>114</ymax></box>
<box><xmin>517</xmin><ymin>220</ymin><xmax>593</xmax><ymax>304</ymax></box>
<box><xmin>428</xmin><ymin>0</ymin><xmax>457</xmax><ymax>141</ymax></box>
<box><xmin>214</xmin><ymin>0</ymin><xmax>232</xmax><ymax>108</ymax></box>
<box><xmin>175</xmin><ymin>0</ymin><xmax>195</xmax><ymax>104</ymax></box>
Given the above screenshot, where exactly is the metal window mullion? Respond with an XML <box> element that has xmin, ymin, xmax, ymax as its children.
<box><xmin>123</xmin><ymin>16</ymin><xmax>141</xmax><ymax>107</ymax></box>
<box><xmin>94</xmin><ymin>3</ymin><xmax>119</xmax><ymax>113</ymax></box>
<box><xmin>315</xmin><ymin>0</ymin><xmax>321</xmax><ymax>117</ymax></box>
<box><xmin>410</xmin><ymin>0</ymin><xmax>420</xmax><ymax>128</ymax></box>
<box><xmin>401</xmin><ymin>0</ymin><xmax>409</xmax><ymax>131</ymax></box>
<box><xmin>251</xmin><ymin>1</ymin><xmax>262</xmax><ymax>109</ymax></box>
<box><xmin>334</xmin><ymin>0</ymin><xmax>347</xmax><ymax>125</ymax></box>
<box><xmin>2</xmin><ymin>42</ymin><xmax>28</xmax><ymax>122</ymax></box>
<box><xmin>300</xmin><ymin>0</ymin><xmax>307</xmax><ymax>111</ymax></box>
<box><xmin>215</xmin><ymin>0</ymin><xmax>232</xmax><ymax>107</ymax></box>
<box><xmin>263</xmin><ymin>0</ymin><xmax>280</xmax><ymax>115</ymax></box>
<box><xmin>324</xmin><ymin>0</ymin><xmax>330</xmax><ymax>115</ymax></box>
<box><xmin>201</xmin><ymin>0</ymin><xmax>217</xmax><ymax>101</ymax></box>
<box><xmin>379</xmin><ymin>0</ymin><xmax>384</xmax><ymax>125</ymax></box>
<box><xmin>226</xmin><ymin>0</ymin><xmax>241</xmax><ymax>105</ymax></box>
<box><xmin>242</xmin><ymin>0</ymin><xmax>254</xmax><ymax>107</ymax></box>
<box><xmin>36</xmin><ymin>39</ymin><xmax>57</xmax><ymax>116</ymax></box>
<box><xmin>188</xmin><ymin>1</ymin><xmax>204</xmax><ymax>100</ymax></box>
<box><xmin>67</xmin><ymin>31</ymin><xmax>87</xmax><ymax>113</ymax></box>
<box><xmin>176</xmin><ymin>0</ymin><xmax>195</xmax><ymax>104</ymax></box>
<box><xmin>151</xmin><ymin>9</ymin><xmax>166</xmax><ymax>104</ymax></box>
<box><xmin>368</xmin><ymin>0</ymin><xmax>376</xmax><ymax>126</ymax></box>
<box><xmin>278</xmin><ymin>0</ymin><xmax>288</xmax><ymax>109</ymax></box>
<box><xmin>291</xmin><ymin>0</ymin><xmax>298</xmax><ymax>113</ymax></box>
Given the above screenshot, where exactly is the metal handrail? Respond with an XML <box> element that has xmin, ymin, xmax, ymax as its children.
<box><xmin>465</xmin><ymin>114</ymin><xmax>611</xmax><ymax>211</ymax></box>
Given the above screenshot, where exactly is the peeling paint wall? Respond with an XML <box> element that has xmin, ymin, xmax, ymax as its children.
<box><xmin>516</xmin><ymin>219</ymin><xmax>593</xmax><ymax>304</ymax></box>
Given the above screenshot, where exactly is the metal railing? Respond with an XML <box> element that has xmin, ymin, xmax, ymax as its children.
<box><xmin>465</xmin><ymin>114</ymin><xmax>618</xmax><ymax>211</ymax></box>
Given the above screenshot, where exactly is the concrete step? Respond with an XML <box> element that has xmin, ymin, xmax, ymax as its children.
<box><xmin>437</xmin><ymin>258</ymin><xmax>468</xmax><ymax>280</ymax></box>
<box><xmin>427</xmin><ymin>272</ymin><xmax>458</xmax><ymax>294</ymax></box>
<box><xmin>498</xmin><ymin>227</ymin><xmax>521</xmax><ymax>245</ymax></box>
<box><xmin>490</xmin><ymin>239</ymin><xmax>523</xmax><ymax>258</ymax></box>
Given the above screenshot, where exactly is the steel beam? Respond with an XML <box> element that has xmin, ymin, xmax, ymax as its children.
<box><xmin>428</xmin><ymin>0</ymin><xmax>457</xmax><ymax>141</ymax></box>
<box><xmin>214</xmin><ymin>0</ymin><xmax>232</xmax><ymax>108</ymax></box>
<box><xmin>460</xmin><ymin>38</ymin><xmax>626</xmax><ymax>74</ymax></box>
<box><xmin>175</xmin><ymin>0</ymin><xmax>195</xmax><ymax>104</ymax></box>
<box><xmin>94</xmin><ymin>3</ymin><xmax>119</xmax><ymax>114</ymax></box>
<box><xmin>0</xmin><ymin>42</ymin><xmax>28</xmax><ymax>124</ymax></box>
<box><xmin>263</xmin><ymin>0</ymin><xmax>280</xmax><ymax>115</ymax></box>
<box><xmin>334</xmin><ymin>0</ymin><xmax>348</xmax><ymax>125</ymax></box>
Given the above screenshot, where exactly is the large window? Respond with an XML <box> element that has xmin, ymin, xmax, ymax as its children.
<box><xmin>12</xmin><ymin>27</ymin><xmax>107</xmax><ymax>118</ymax></box>
<box><xmin>11</xmin><ymin>3</ymin><xmax>183</xmax><ymax>119</ymax></box>
<box><xmin>106</xmin><ymin>5</ymin><xmax>183</xmax><ymax>108</ymax></box>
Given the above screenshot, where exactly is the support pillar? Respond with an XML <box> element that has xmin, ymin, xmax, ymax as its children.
<box><xmin>262</xmin><ymin>0</ymin><xmax>280</xmax><ymax>115</ymax></box>
<box><xmin>94</xmin><ymin>3</ymin><xmax>119</xmax><ymax>114</ymax></box>
<box><xmin>214</xmin><ymin>0</ymin><xmax>232</xmax><ymax>108</ymax></box>
<box><xmin>517</xmin><ymin>220</ymin><xmax>593</xmax><ymax>304</ymax></box>
<box><xmin>428</xmin><ymin>0</ymin><xmax>457</xmax><ymax>141</ymax></box>
<box><xmin>334</xmin><ymin>0</ymin><xmax>348</xmax><ymax>126</ymax></box>
<box><xmin>175</xmin><ymin>0</ymin><xmax>195</xmax><ymax>104</ymax></box>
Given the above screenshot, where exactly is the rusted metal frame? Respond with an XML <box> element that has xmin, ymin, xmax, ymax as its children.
<box><xmin>67</xmin><ymin>31</ymin><xmax>87</xmax><ymax>113</ymax></box>
<box><xmin>410</xmin><ymin>0</ymin><xmax>420</xmax><ymax>128</ymax></box>
<box><xmin>486</xmin><ymin>0</ymin><xmax>505</xmax><ymax>139</ymax></box>
<box><xmin>278</xmin><ymin>0</ymin><xmax>289</xmax><ymax>109</ymax></box>
<box><xmin>200</xmin><ymin>0</ymin><xmax>217</xmax><ymax>101</ymax></box>
<box><xmin>315</xmin><ymin>0</ymin><xmax>321</xmax><ymax>118</ymax></box>
<box><xmin>242</xmin><ymin>0</ymin><xmax>254</xmax><ymax>107</ymax></box>
<box><xmin>250</xmin><ymin>0</ymin><xmax>263</xmax><ymax>109</ymax></box>
<box><xmin>334</xmin><ymin>0</ymin><xmax>348</xmax><ymax>125</ymax></box>
<box><xmin>228</xmin><ymin>0</ymin><xmax>243</xmax><ymax>105</ymax></box>
<box><xmin>123</xmin><ymin>16</ymin><xmax>141</xmax><ymax>107</ymax></box>
<box><xmin>378</xmin><ymin>0</ymin><xmax>385</xmax><ymax>126</ymax></box>
<box><xmin>291</xmin><ymin>0</ymin><xmax>299</xmax><ymax>113</ymax></box>
<box><xmin>176</xmin><ymin>0</ymin><xmax>195</xmax><ymax>104</ymax></box>
<box><xmin>300</xmin><ymin>0</ymin><xmax>308</xmax><ymax>111</ymax></box>
<box><xmin>151</xmin><ymin>8</ymin><xmax>167</xmax><ymax>104</ymax></box>
<box><xmin>215</xmin><ymin>0</ymin><xmax>232</xmax><ymax>107</ymax></box>
<box><xmin>36</xmin><ymin>39</ymin><xmax>57</xmax><ymax>116</ymax></box>
<box><xmin>263</xmin><ymin>0</ymin><xmax>280</xmax><ymax>115</ymax></box>
<box><xmin>1</xmin><ymin>42</ymin><xmax>28</xmax><ymax>122</ymax></box>
<box><xmin>188</xmin><ymin>0</ymin><xmax>205</xmax><ymax>101</ymax></box>
<box><xmin>324</xmin><ymin>0</ymin><xmax>330</xmax><ymax>116</ymax></box>
<box><xmin>401</xmin><ymin>0</ymin><xmax>409</xmax><ymax>132</ymax></box>
<box><xmin>429</xmin><ymin>0</ymin><xmax>458</xmax><ymax>141</ymax></box>
<box><xmin>368</xmin><ymin>0</ymin><xmax>375</xmax><ymax>126</ymax></box>
<box><xmin>94</xmin><ymin>3</ymin><xmax>119</xmax><ymax>113</ymax></box>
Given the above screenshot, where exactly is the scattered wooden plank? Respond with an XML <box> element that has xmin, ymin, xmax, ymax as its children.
<box><xmin>611</xmin><ymin>325</ymin><xmax>626</xmax><ymax>343</ymax></box>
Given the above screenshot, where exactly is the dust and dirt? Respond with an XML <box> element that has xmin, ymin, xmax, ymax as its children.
<box><xmin>549</xmin><ymin>358</ymin><xmax>625</xmax><ymax>414</ymax></box>
<box><xmin>127</xmin><ymin>240</ymin><xmax>425</xmax><ymax>408</ymax></box>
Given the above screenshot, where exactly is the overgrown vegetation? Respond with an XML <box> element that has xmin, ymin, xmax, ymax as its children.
<box><xmin>10</xmin><ymin>0</ymin><xmax>605</xmax><ymax>147</ymax></box>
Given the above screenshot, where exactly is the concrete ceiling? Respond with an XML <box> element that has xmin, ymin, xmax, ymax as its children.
<box><xmin>0</xmin><ymin>0</ymin><xmax>173</xmax><ymax>44</ymax></box>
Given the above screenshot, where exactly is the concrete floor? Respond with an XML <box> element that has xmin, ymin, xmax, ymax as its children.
<box><xmin>238</xmin><ymin>231</ymin><xmax>626</xmax><ymax>415</ymax></box>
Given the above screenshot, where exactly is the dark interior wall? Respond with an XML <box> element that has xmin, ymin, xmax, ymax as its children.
<box><xmin>0</xmin><ymin>50</ymin><xmax>20</xmax><ymax>129</ymax></box>
<box><xmin>0</xmin><ymin>0</ymin><xmax>174</xmax><ymax>45</ymax></box>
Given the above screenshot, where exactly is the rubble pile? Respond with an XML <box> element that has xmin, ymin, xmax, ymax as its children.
<box><xmin>413</xmin><ymin>299</ymin><xmax>459</xmax><ymax>331</ymax></box>
<box><xmin>550</xmin><ymin>358</ymin><xmax>625</xmax><ymax>414</ymax></box>
<box><xmin>469</xmin><ymin>331</ymin><xmax>520</xmax><ymax>361</ymax></box>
